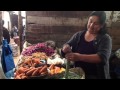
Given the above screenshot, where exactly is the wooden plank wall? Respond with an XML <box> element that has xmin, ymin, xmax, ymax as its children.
<box><xmin>26</xmin><ymin>11</ymin><xmax>92</xmax><ymax>48</ymax></box>
<box><xmin>26</xmin><ymin>11</ymin><xmax>120</xmax><ymax>50</ymax></box>
<box><xmin>109</xmin><ymin>26</ymin><xmax>120</xmax><ymax>50</ymax></box>
<box><xmin>106</xmin><ymin>11</ymin><xmax>120</xmax><ymax>50</ymax></box>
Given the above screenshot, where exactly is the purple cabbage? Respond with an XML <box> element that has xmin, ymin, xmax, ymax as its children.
<box><xmin>22</xmin><ymin>43</ymin><xmax>55</xmax><ymax>56</ymax></box>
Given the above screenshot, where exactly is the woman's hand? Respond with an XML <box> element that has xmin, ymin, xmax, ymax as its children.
<box><xmin>65</xmin><ymin>53</ymin><xmax>80</xmax><ymax>61</ymax></box>
<box><xmin>62</xmin><ymin>44</ymin><xmax>72</xmax><ymax>54</ymax></box>
<box><xmin>65</xmin><ymin>53</ymin><xmax>102</xmax><ymax>63</ymax></box>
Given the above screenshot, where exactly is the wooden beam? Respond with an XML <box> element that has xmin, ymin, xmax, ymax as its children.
<box><xmin>26</xmin><ymin>11</ymin><xmax>92</xmax><ymax>18</ymax></box>
<box><xmin>0</xmin><ymin>11</ymin><xmax>2</xmax><ymax>45</ymax></box>
<box><xmin>18</xmin><ymin>11</ymin><xmax>23</xmax><ymax>53</ymax></box>
<box><xmin>27</xmin><ymin>25</ymin><xmax>83</xmax><ymax>34</ymax></box>
<box><xmin>27</xmin><ymin>16</ymin><xmax>88</xmax><ymax>27</ymax></box>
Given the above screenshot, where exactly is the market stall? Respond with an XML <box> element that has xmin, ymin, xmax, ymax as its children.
<box><xmin>13</xmin><ymin>41</ymin><xmax>85</xmax><ymax>79</ymax></box>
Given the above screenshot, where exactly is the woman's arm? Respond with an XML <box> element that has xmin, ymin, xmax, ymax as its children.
<box><xmin>97</xmin><ymin>34</ymin><xmax>112</xmax><ymax>64</ymax></box>
<box><xmin>65</xmin><ymin>53</ymin><xmax>101</xmax><ymax>63</ymax></box>
<box><xmin>65</xmin><ymin>34</ymin><xmax>112</xmax><ymax>64</ymax></box>
<box><xmin>61</xmin><ymin>31</ymin><xmax>82</xmax><ymax>57</ymax></box>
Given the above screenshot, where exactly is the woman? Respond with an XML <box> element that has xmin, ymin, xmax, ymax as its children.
<box><xmin>2</xmin><ymin>20</ymin><xmax>10</xmax><ymax>44</ymax></box>
<box><xmin>61</xmin><ymin>11</ymin><xmax>112</xmax><ymax>79</ymax></box>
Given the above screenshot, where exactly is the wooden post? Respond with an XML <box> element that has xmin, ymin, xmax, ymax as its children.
<box><xmin>8</xmin><ymin>11</ymin><xmax>13</xmax><ymax>30</ymax></box>
<box><xmin>18</xmin><ymin>11</ymin><xmax>23</xmax><ymax>53</ymax></box>
<box><xmin>0</xmin><ymin>11</ymin><xmax>2</xmax><ymax>45</ymax></box>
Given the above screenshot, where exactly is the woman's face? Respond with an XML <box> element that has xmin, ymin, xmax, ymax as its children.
<box><xmin>87</xmin><ymin>16</ymin><xmax>103</xmax><ymax>34</ymax></box>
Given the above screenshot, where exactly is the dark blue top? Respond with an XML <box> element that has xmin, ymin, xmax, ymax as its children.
<box><xmin>75</xmin><ymin>31</ymin><xmax>97</xmax><ymax>76</ymax></box>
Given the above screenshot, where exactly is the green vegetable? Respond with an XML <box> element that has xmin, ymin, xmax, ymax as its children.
<box><xmin>65</xmin><ymin>60</ymin><xmax>70</xmax><ymax>79</ymax></box>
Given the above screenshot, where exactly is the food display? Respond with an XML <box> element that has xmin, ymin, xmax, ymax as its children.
<box><xmin>14</xmin><ymin>42</ymin><xmax>84</xmax><ymax>79</ymax></box>
<box><xmin>14</xmin><ymin>52</ymin><xmax>66</xmax><ymax>79</ymax></box>
<box><xmin>14</xmin><ymin>42</ymin><xmax>66</xmax><ymax>79</ymax></box>
<box><xmin>14</xmin><ymin>64</ymin><xmax>65</xmax><ymax>79</ymax></box>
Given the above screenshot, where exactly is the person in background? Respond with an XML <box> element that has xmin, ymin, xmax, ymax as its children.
<box><xmin>61</xmin><ymin>11</ymin><xmax>112</xmax><ymax>79</ymax></box>
<box><xmin>12</xmin><ymin>25</ymin><xmax>18</xmax><ymax>37</ymax></box>
<box><xmin>22</xmin><ymin>25</ymin><xmax>26</xmax><ymax>42</ymax></box>
<box><xmin>10</xmin><ymin>27</ymin><xmax>14</xmax><ymax>39</ymax></box>
<box><xmin>2</xmin><ymin>20</ymin><xmax>10</xmax><ymax>44</ymax></box>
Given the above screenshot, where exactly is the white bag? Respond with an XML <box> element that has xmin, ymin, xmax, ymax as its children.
<box><xmin>10</xmin><ymin>43</ymin><xmax>18</xmax><ymax>57</ymax></box>
<box><xmin>0</xmin><ymin>45</ymin><xmax>7</xmax><ymax>79</ymax></box>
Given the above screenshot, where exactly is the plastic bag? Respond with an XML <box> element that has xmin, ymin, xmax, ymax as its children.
<box><xmin>1</xmin><ymin>39</ymin><xmax>15</xmax><ymax>73</ymax></box>
<box><xmin>0</xmin><ymin>45</ymin><xmax>7</xmax><ymax>79</ymax></box>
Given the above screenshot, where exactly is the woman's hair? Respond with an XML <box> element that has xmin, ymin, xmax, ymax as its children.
<box><xmin>89</xmin><ymin>11</ymin><xmax>106</xmax><ymax>25</ymax></box>
<box><xmin>84</xmin><ymin>11</ymin><xmax>108</xmax><ymax>35</ymax></box>
<box><xmin>99</xmin><ymin>23</ymin><xmax>108</xmax><ymax>35</ymax></box>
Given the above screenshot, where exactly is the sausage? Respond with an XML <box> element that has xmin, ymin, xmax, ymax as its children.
<box><xmin>49</xmin><ymin>64</ymin><xmax>55</xmax><ymax>70</ymax></box>
<box><xmin>32</xmin><ymin>68</ymin><xmax>39</xmax><ymax>76</ymax></box>
<box><xmin>39</xmin><ymin>65</ymin><xmax>48</xmax><ymax>74</ymax></box>
<box><xmin>15</xmin><ymin>75</ymin><xmax>21</xmax><ymax>79</ymax></box>
<box><xmin>31</xmin><ymin>63</ymin><xmax>36</xmax><ymax>67</ymax></box>
<box><xmin>17</xmin><ymin>67</ymin><xmax>27</xmax><ymax>74</ymax></box>
<box><xmin>24</xmin><ymin>68</ymin><xmax>31</xmax><ymax>73</ymax></box>
<box><xmin>26</xmin><ymin>68</ymin><xmax>36</xmax><ymax>76</ymax></box>
<box><xmin>21</xmin><ymin>75</ymin><xmax>27</xmax><ymax>79</ymax></box>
